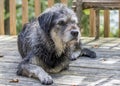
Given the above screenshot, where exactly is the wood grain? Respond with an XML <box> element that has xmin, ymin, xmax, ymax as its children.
<box><xmin>34</xmin><ymin>0</ymin><xmax>41</xmax><ymax>17</ymax></box>
<box><xmin>118</xmin><ymin>10</ymin><xmax>120</xmax><ymax>38</ymax></box>
<box><xmin>61</xmin><ymin>0</ymin><xmax>68</xmax><ymax>5</ymax></box>
<box><xmin>90</xmin><ymin>9</ymin><xmax>95</xmax><ymax>37</ymax></box>
<box><xmin>1</xmin><ymin>36</ymin><xmax>120</xmax><ymax>85</ymax></box>
<box><xmin>0</xmin><ymin>0</ymin><xmax>5</xmax><ymax>35</ymax></box>
<box><xmin>22</xmin><ymin>0</ymin><xmax>28</xmax><ymax>26</ymax></box>
<box><xmin>95</xmin><ymin>10</ymin><xmax>100</xmax><ymax>39</ymax></box>
<box><xmin>104</xmin><ymin>10</ymin><xmax>110</xmax><ymax>37</ymax></box>
<box><xmin>9</xmin><ymin>0</ymin><xmax>16</xmax><ymax>35</ymax></box>
<box><xmin>48</xmin><ymin>0</ymin><xmax>54</xmax><ymax>7</ymax></box>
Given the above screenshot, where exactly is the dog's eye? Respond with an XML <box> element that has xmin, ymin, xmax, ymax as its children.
<box><xmin>58</xmin><ymin>20</ymin><xmax>66</xmax><ymax>25</ymax></box>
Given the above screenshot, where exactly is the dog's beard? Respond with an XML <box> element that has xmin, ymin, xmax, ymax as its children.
<box><xmin>70</xmin><ymin>37</ymin><xmax>78</xmax><ymax>42</ymax></box>
<box><xmin>65</xmin><ymin>37</ymin><xmax>79</xmax><ymax>45</ymax></box>
<box><xmin>68</xmin><ymin>39</ymin><xmax>78</xmax><ymax>45</ymax></box>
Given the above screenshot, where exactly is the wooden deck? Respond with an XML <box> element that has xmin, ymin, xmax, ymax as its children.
<box><xmin>0</xmin><ymin>36</ymin><xmax>120</xmax><ymax>86</ymax></box>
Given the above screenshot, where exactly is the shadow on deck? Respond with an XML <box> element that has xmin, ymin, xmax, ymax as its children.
<box><xmin>0</xmin><ymin>36</ymin><xmax>120</xmax><ymax>86</ymax></box>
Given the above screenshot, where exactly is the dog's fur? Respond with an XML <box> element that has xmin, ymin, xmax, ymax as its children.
<box><xmin>17</xmin><ymin>4</ymin><xmax>96</xmax><ymax>85</ymax></box>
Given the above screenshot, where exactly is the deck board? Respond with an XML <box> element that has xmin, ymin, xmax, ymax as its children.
<box><xmin>0</xmin><ymin>36</ymin><xmax>120</xmax><ymax>86</ymax></box>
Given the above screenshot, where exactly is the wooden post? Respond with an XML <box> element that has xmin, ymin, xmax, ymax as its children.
<box><xmin>22</xmin><ymin>0</ymin><xmax>28</xmax><ymax>26</ymax></box>
<box><xmin>104</xmin><ymin>10</ymin><xmax>110</xmax><ymax>37</ymax></box>
<box><xmin>118</xmin><ymin>10</ymin><xmax>120</xmax><ymax>38</ymax></box>
<box><xmin>4</xmin><ymin>0</ymin><xmax>10</xmax><ymax>35</ymax></box>
<box><xmin>0</xmin><ymin>0</ymin><xmax>5</xmax><ymax>35</ymax></box>
<box><xmin>95</xmin><ymin>9</ymin><xmax>100</xmax><ymax>40</ymax></box>
<box><xmin>90</xmin><ymin>9</ymin><xmax>95</xmax><ymax>37</ymax></box>
<box><xmin>48</xmin><ymin>0</ymin><xmax>54</xmax><ymax>7</ymax></box>
<box><xmin>72</xmin><ymin>0</ymin><xmax>76</xmax><ymax>12</ymax></box>
<box><xmin>61</xmin><ymin>0</ymin><xmax>68</xmax><ymax>5</ymax></box>
<box><xmin>34</xmin><ymin>0</ymin><xmax>41</xmax><ymax>17</ymax></box>
<box><xmin>76</xmin><ymin>0</ymin><xmax>82</xmax><ymax>29</ymax></box>
<box><xmin>9</xmin><ymin>0</ymin><xmax>16</xmax><ymax>35</ymax></box>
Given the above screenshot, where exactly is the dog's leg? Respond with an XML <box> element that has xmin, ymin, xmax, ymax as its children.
<box><xmin>70</xmin><ymin>50</ymin><xmax>81</xmax><ymax>60</ymax></box>
<box><xmin>69</xmin><ymin>41</ymin><xmax>82</xmax><ymax>60</ymax></box>
<box><xmin>17</xmin><ymin>63</ymin><xmax>53</xmax><ymax>85</ymax></box>
<box><xmin>80</xmin><ymin>48</ymin><xmax>96</xmax><ymax>58</ymax></box>
<box><xmin>17</xmin><ymin>52</ymin><xmax>53</xmax><ymax>85</ymax></box>
<box><xmin>70</xmin><ymin>48</ymin><xmax>96</xmax><ymax>60</ymax></box>
<box><xmin>48</xmin><ymin>58</ymin><xmax>69</xmax><ymax>73</ymax></box>
<box><xmin>70</xmin><ymin>40</ymin><xmax>96</xmax><ymax>60</ymax></box>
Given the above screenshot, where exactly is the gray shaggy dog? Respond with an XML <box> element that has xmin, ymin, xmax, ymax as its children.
<box><xmin>17</xmin><ymin>4</ymin><xmax>96</xmax><ymax>85</ymax></box>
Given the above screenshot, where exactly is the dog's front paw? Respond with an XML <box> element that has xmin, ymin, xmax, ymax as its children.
<box><xmin>70</xmin><ymin>54</ymin><xmax>78</xmax><ymax>61</ymax></box>
<box><xmin>16</xmin><ymin>69</ymin><xmax>23</xmax><ymax>76</ymax></box>
<box><xmin>40</xmin><ymin>74</ymin><xmax>53</xmax><ymax>85</ymax></box>
<box><xmin>70</xmin><ymin>51</ymin><xmax>81</xmax><ymax>61</ymax></box>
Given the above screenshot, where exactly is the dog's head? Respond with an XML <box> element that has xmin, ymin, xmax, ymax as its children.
<box><xmin>38</xmin><ymin>4</ymin><xmax>80</xmax><ymax>55</ymax></box>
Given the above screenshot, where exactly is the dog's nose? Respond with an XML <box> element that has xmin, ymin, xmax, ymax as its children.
<box><xmin>71</xmin><ymin>31</ymin><xmax>79</xmax><ymax>37</ymax></box>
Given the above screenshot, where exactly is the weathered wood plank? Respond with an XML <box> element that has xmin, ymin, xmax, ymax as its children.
<box><xmin>0</xmin><ymin>0</ymin><xmax>5</xmax><ymax>35</ymax></box>
<box><xmin>95</xmin><ymin>9</ymin><xmax>100</xmax><ymax>39</ymax></box>
<box><xmin>1</xmin><ymin>36</ymin><xmax>120</xmax><ymax>85</ymax></box>
<box><xmin>119</xmin><ymin>10</ymin><xmax>120</xmax><ymax>37</ymax></box>
<box><xmin>1</xmin><ymin>63</ymin><xmax>120</xmax><ymax>78</ymax></box>
<box><xmin>1</xmin><ymin>55</ymin><xmax>120</xmax><ymax>74</ymax></box>
<box><xmin>34</xmin><ymin>0</ymin><xmax>41</xmax><ymax>17</ymax></box>
<box><xmin>0</xmin><ymin>72</ymin><xmax>119</xmax><ymax>86</ymax></box>
<box><xmin>104</xmin><ymin>10</ymin><xmax>110</xmax><ymax>37</ymax></box>
<box><xmin>70</xmin><ymin>58</ymin><xmax>120</xmax><ymax>71</ymax></box>
<box><xmin>9</xmin><ymin>0</ymin><xmax>16</xmax><ymax>35</ymax></box>
<box><xmin>0</xmin><ymin>72</ymin><xmax>86</xmax><ymax>85</ymax></box>
<box><xmin>0</xmin><ymin>66</ymin><xmax>120</xmax><ymax>86</ymax></box>
<box><xmin>76</xmin><ymin>0</ymin><xmax>82</xmax><ymax>28</ymax></box>
<box><xmin>90</xmin><ymin>9</ymin><xmax>95</xmax><ymax>37</ymax></box>
<box><xmin>22</xmin><ymin>0</ymin><xmax>28</xmax><ymax>26</ymax></box>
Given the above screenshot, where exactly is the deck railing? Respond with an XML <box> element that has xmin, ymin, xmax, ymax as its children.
<box><xmin>0</xmin><ymin>0</ymin><xmax>68</xmax><ymax>35</ymax></box>
<box><xmin>0</xmin><ymin>0</ymin><xmax>120</xmax><ymax>38</ymax></box>
<box><xmin>73</xmin><ymin>0</ymin><xmax>120</xmax><ymax>38</ymax></box>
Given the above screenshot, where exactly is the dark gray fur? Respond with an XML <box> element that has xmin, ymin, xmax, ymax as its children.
<box><xmin>17</xmin><ymin>4</ymin><xmax>74</xmax><ymax>85</ymax></box>
<box><xmin>17</xmin><ymin>4</ymin><xmax>96</xmax><ymax>85</ymax></box>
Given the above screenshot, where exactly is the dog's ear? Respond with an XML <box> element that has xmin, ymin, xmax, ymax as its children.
<box><xmin>38</xmin><ymin>12</ymin><xmax>54</xmax><ymax>34</ymax></box>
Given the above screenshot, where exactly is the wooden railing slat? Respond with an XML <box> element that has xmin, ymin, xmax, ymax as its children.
<box><xmin>0</xmin><ymin>0</ymin><xmax>5</xmax><ymax>35</ymax></box>
<box><xmin>48</xmin><ymin>0</ymin><xmax>54</xmax><ymax>7</ymax></box>
<box><xmin>34</xmin><ymin>0</ymin><xmax>41</xmax><ymax>17</ymax></box>
<box><xmin>61</xmin><ymin>0</ymin><xmax>68</xmax><ymax>5</ymax></box>
<box><xmin>9</xmin><ymin>0</ymin><xmax>16</xmax><ymax>35</ymax></box>
<box><xmin>90</xmin><ymin>9</ymin><xmax>95</xmax><ymax>37</ymax></box>
<box><xmin>22</xmin><ymin>0</ymin><xmax>28</xmax><ymax>26</ymax></box>
<box><xmin>95</xmin><ymin>10</ymin><xmax>100</xmax><ymax>39</ymax></box>
<box><xmin>104</xmin><ymin>10</ymin><xmax>110</xmax><ymax>37</ymax></box>
<box><xmin>119</xmin><ymin>10</ymin><xmax>120</xmax><ymax>37</ymax></box>
<box><xmin>0</xmin><ymin>0</ymin><xmax>119</xmax><ymax>37</ymax></box>
<box><xmin>76</xmin><ymin>0</ymin><xmax>82</xmax><ymax>28</ymax></box>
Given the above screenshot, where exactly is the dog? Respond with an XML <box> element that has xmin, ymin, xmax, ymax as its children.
<box><xmin>17</xmin><ymin>4</ymin><xmax>96</xmax><ymax>85</ymax></box>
